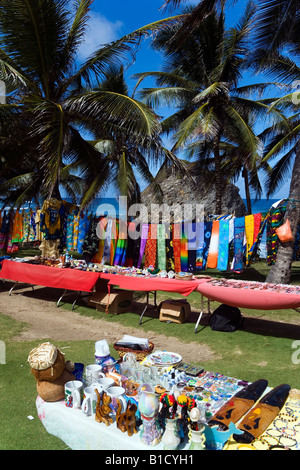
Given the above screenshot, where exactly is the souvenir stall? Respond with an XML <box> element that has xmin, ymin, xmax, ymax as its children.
<box><xmin>28</xmin><ymin>340</ymin><xmax>300</xmax><ymax>451</ymax></box>
<box><xmin>1</xmin><ymin>198</ymin><xmax>298</xmax><ymax>275</ymax></box>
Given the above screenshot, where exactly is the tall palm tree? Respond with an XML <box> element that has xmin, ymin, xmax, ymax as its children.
<box><xmin>250</xmin><ymin>0</ymin><xmax>300</xmax><ymax>283</ymax></box>
<box><xmin>0</xmin><ymin>0</ymin><xmax>184</xmax><ymax>209</ymax></box>
<box><xmin>135</xmin><ymin>2</ymin><xmax>270</xmax><ymax>214</ymax></box>
<box><xmin>86</xmin><ymin>65</ymin><xmax>186</xmax><ymax>208</ymax></box>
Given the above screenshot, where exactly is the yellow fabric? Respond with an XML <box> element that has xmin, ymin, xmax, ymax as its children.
<box><xmin>245</xmin><ymin>214</ymin><xmax>254</xmax><ymax>260</ymax></box>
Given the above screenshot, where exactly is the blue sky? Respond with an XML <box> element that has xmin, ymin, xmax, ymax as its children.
<box><xmin>78</xmin><ymin>0</ymin><xmax>291</xmax><ymax>200</ymax></box>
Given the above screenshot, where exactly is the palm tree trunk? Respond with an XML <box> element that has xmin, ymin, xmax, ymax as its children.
<box><xmin>266</xmin><ymin>143</ymin><xmax>300</xmax><ymax>284</ymax></box>
<box><xmin>214</xmin><ymin>137</ymin><xmax>222</xmax><ymax>214</ymax></box>
<box><xmin>242</xmin><ymin>167</ymin><xmax>252</xmax><ymax>215</ymax></box>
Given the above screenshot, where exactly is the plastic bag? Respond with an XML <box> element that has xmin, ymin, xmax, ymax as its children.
<box><xmin>276</xmin><ymin>218</ymin><xmax>293</xmax><ymax>243</ymax></box>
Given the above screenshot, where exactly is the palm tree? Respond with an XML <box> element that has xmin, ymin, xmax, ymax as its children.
<box><xmin>0</xmin><ymin>0</ymin><xmax>184</xmax><ymax>209</ymax></box>
<box><xmin>85</xmin><ymin>65</ymin><xmax>187</xmax><ymax>208</ymax></box>
<box><xmin>135</xmin><ymin>2</ymin><xmax>270</xmax><ymax>214</ymax></box>
<box><xmin>250</xmin><ymin>0</ymin><xmax>300</xmax><ymax>284</ymax></box>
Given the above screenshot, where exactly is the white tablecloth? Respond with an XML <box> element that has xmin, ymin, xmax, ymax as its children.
<box><xmin>36</xmin><ymin>396</ymin><xmax>189</xmax><ymax>451</ymax></box>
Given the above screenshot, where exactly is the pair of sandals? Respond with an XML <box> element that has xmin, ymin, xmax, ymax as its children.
<box><xmin>208</xmin><ymin>379</ymin><xmax>291</xmax><ymax>443</ymax></box>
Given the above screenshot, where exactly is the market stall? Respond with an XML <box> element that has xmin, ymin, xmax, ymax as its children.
<box><xmin>28</xmin><ymin>340</ymin><xmax>300</xmax><ymax>451</ymax></box>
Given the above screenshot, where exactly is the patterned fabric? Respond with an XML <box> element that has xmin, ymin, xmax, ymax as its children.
<box><xmin>166</xmin><ymin>224</ymin><xmax>175</xmax><ymax>271</ymax></box>
<box><xmin>217</xmin><ymin>219</ymin><xmax>230</xmax><ymax>271</ymax></box>
<box><xmin>202</xmin><ymin>221</ymin><xmax>213</xmax><ymax>270</ymax></box>
<box><xmin>101</xmin><ymin>218</ymin><xmax>113</xmax><ymax>264</ymax></box>
<box><xmin>187</xmin><ymin>222</ymin><xmax>196</xmax><ymax>273</ymax></box>
<box><xmin>195</xmin><ymin>222</ymin><xmax>205</xmax><ymax>270</ymax></box>
<box><xmin>245</xmin><ymin>214</ymin><xmax>254</xmax><ymax>262</ymax></box>
<box><xmin>173</xmin><ymin>223</ymin><xmax>181</xmax><ymax>273</ymax></box>
<box><xmin>77</xmin><ymin>212</ymin><xmax>90</xmax><ymax>254</ymax></box>
<box><xmin>137</xmin><ymin>224</ymin><xmax>149</xmax><ymax>268</ymax></box>
<box><xmin>144</xmin><ymin>224</ymin><xmax>157</xmax><ymax>269</ymax></box>
<box><xmin>157</xmin><ymin>224</ymin><xmax>166</xmax><ymax>271</ymax></box>
<box><xmin>207</xmin><ymin>220</ymin><xmax>219</xmax><ymax>269</ymax></box>
<box><xmin>11</xmin><ymin>210</ymin><xmax>23</xmax><ymax>243</ymax></box>
<box><xmin>266</xmin><ymin>207</ymin><xmax>285</xmax><ymax>266</ymax></box>
<box><xmin>180</xmin><ymin>223</ymin><xmax>189</xmax><ymax>272</ymax></box>
<box><xmin>232</xmin><ymin>217</ymin><xmax>245</xmax><ymax>272</ymax></box>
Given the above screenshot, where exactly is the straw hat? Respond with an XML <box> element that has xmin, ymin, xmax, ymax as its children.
<box><xmin>28</xmin><ymin>342</ymin><xmax>58</xmax><ymax>371</ymax></box>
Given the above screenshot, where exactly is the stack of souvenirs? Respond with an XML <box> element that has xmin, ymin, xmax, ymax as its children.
<box><xmin>1</xmin><ymin>198</ymin><xmax>300</xmax><ymax>273</ymax></box>
<box><xmin>30</xmin><ymin>339</ymin><xmax>297</xmax><ymax>450</ymax></box>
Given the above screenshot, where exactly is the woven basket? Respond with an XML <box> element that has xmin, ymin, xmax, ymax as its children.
<box><xmin>113</xmin><ymin>341</ymin><xmax>154</xmax><ymax>362</ymax></box>
<box><xmin>175</xmin><ymin>273</ymin><xmax>193</xmax><ymax>281</ymax></box>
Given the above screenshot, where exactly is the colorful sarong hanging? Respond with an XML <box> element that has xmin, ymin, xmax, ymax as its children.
<box><xmin>195</xmin><ymin>221</ymin><xmax>205</xmax><ymax>270</ymax></box>
<box><xmin>157</xmin><ymin>224</ymin><xmax>166</xmax><ymax>271</ymax></box>
<box><xmin>232</xmin><ymin>217</ymin><xmax>245</xmax><ymax>272</ymax></box>
<box><xmin>202</xmin><ymin>221</ymin><xmax>213</xmax><ymax>270</ymax></box>
<box><xmin>166</xmin><ymin>224</ymin><xmax>175</xmax><ymax>271</ymax></box>
<box><xmin>125</xmin><ymin>222</ymin><xmax>140</xmax><ymax>267</ymax></box>
<box><xmin>73</xmin><ymin>212</ymin><xmax>80</xmax><ymax>252</ymax></box>
<box><xmin>253</xmin><ymin>213</ymin><xmax>261</xmax><ymax>242</ymax></box>
<box><xmin>113</xmin><ymin>220</ymin><xmax>127</xmax><ymax>266</ymax></box>
<box><xmin>144</xmin><ymin>224</ymin><xmax>157</xmax><ymax>269</ymax></box>
<box><xmin>137</xmin><ymin>224</ymin><xmax>149</xmax><ymax>268</ymax></box>
<box><xmin>217</xmin><ymin>219</ymin><xmax>230</xmax><ymax>271</ymax></box>
<box><xmin>77</xmin><ymin>212</ymin><xmax>89</xmax><ymax>254</ymax></box>
<box><xmin>245</xmin><ymin>214</ymin><xmax>254</xmax><ymax>262</ymax></box>
<box><xmin>180</xmin><ymin>223</ymin><xmax>189</xmax><ymax>272</ymax></box>
<box><xmin>173</xmin><ymin>223</ymin><xmax>181</xmax><ymax>273</ymax></box>
<box><xmin>187</xmin><ymin>222</ymin><xmax>196</xmax><ymax>273</ymax></box>
<box><xmin>101</xmin><ymin>218</ymin><xmax>113</xmax><ymax>264</ymax></box>
<box><xmin>207</xmin><ymin>220</ymin><xmax>219</xmax><ymax>269</ymax></box>
<box><xmin>266</xmin><ymin>207</ymin><xmax>285</xmax><ymax>266</ymax></box>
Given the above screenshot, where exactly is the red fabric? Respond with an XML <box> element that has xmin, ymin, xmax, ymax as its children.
<box><xmin>173</xmin><ymin>224</ymin><xmax>181</xmax><ymax>273</ymax></box>
<box><xmin>196</xmin><ymin>280</ymin><xmax>300</xmax><ymax>310</ymax></box>
<box><xmin>253</xmin><ymin>213</ymin><xmax>262</xmax><ymax>242</ymax></box>
<box><xmin>100</xmin><ymin>273</ymin><xmax>207</xmax><ymax>297</ymax></box>
<box><xmin>0</xmin><ymin>259</ymin><xmax>99</xmax><ymax>292</ymax></box>
<box><xmin>144</xmin><ymin>224</ymin><xmax>157</xmax><ymax>268</ymax></box>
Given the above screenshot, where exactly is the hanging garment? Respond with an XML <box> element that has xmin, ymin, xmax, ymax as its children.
<box><xmin>195</xmin><ymin>221</ymin><xmax>205</xmax><ymax>270</ymax></box>
<box><xmin>253</xmin><ymin>213</ymin><xmax>262</xmax><ymax>242</ymax></box>
<box><xmin>144</xmin><ymin>224</ymin><xmax>157</xmax><ymax>269</ymax></box>
<box><xmin>157</xmin><ymin>224</ymin><xmax>166</xmax><ymax>271</ymax></box>
<box><xmin>266</xmin><ymin>207</ymin><xmax>285</xmax><ymax>266</ymax></box>
<box><xmin>11</xmin><ymin>210</ymin><xmax>23</xmax><ymax>243</ymax></box>
<box><xmin>113</xmin><ymin>220</ymin><xmax>127</xmax><ymax>266</ymax></box>
<box><xmin>66</xmin><ymin>211</ymin><xmax>75</xmax><ymax>252</ymax></box>
<box><xmin>34</xmin><ymin>210</ymin><xmax>44</xmax><ymax>242</ymax></box>
<box><xmin>82</xmin><ymin>215</ymin><xmax>101</xmax><ymax>260</ymax></box>
<box><xmin>77</xmin><ymin>212</ymin><xmax>90</xmax><ymax>254</ymax></box>
<box><xmin>187</xmin><ymin>222</ymin><xmax>196</xmax><ymax>273</ymax></box>
<box><xmin>202</xmin><ymin>221</ymin><xmax>213</xmax><ymax>270</ymax></box>
<box><xmin>207</xmin><ymin>220</ymin><xmax>220</xmax><ymax>269</ymax></box>
<box><xmin>72</xmin><ymin>212</ymin><xmax>80</xmax><ymax>252</ymax></box>
<box><xmin>245</xmin><ymin>214</ymin><xmax>254</xmax><ymax>262</ymax></box>
<box><xmin>110</xmin><ymin>219</ymin><xmax>119</xmax><ymax>265</ymax></box>
<box><xmin>245</xmin><ymin>213</ymin><xmax>263</xmax><ymax>266</ymax></box>
<box><xmin>217</xmin><ymin>219</ymin><xmax>230</xmax><ymax>271</ymax></box>
<box><xmin>232</xmin><ymin>217</ymin><xmax>245</xmax><ymax>272</ymax></box>
<box><xmin>137</xmin><ymin>224</ymin><xmax>149</xmax><ymax>268</ymax></box>
<box><xmin>166</xmin><ymin>224</ymin><xmax>175</xmax><ymax>271</ymax></box>
<box><xmin>102</xmin><ymin>218</ymin><xmax>114</xmax><ymax>264</ymax></box>
<box><xmin>125</xmin><ymin>222</ymin><xmax>137</xmax><ymax>267</ymax></box>
<box><xmin>173</xmin><ymin>223</ymin><xmax>181</xmax><ymax>273</ymax></box>
<box><xmin>180</xmin><ymin>223</ymin><xmax>189</xmax><ymax>272</ymax></box>
<box><xmin>40</xmin><ymin>199</ymin><xmax>64</xmax><ymax>240</ymax></box>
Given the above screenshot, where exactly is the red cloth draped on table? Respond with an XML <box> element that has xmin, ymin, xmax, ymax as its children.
<box><xmin>0</xmin><ymin>259</ymin><xmax>99</xmax><ymax>292</ymax></box>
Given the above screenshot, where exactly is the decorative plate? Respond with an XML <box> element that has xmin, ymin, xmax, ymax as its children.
<box><xmin>147</xmin><ymin>351</ymin><xmax>182</xmax><ymax>366</ymax></box>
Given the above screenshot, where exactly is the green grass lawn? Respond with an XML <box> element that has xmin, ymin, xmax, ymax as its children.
<box><xmin>1</xmin><ymin>260</ymin><xmax>300</xmax><ymax>450</ymax></box>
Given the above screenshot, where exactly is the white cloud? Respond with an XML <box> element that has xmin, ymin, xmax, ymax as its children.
<box><xmin>77</xmin><ymin>12</ymin><xmax>123</xmax><ymax>61</ymax></box>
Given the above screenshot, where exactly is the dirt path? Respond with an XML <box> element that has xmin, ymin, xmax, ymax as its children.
<box><xmin>0</xmin><ymin>283</ymin><xmax>215</xmax><ymax>363</ymax></box>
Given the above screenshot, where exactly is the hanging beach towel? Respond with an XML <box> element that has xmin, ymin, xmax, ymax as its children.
<box><xmin>157</xmin><ymin>224</ymin><xmax>166</xmax><ymax>270</ymax></box>
<box><xmin>195</xmin><ymin>221</ymin><xmax>205</xmax><ymax>270</ymax></box>
<box><xmin>207</xmin><ymin>220</ymin><xmax>220</xmax><ymax>269</ymax></box>
<box><xmin>187</xmin><ymin>222</ymin><xmax>196</xmax><ymax>273</ymax></box>
<box><xmin>72</xmin><ymin>212</ymin><xmax>80</xmax><ymax>252</ymax></box>
<box><xmin>202</xmin><ymin>221</ymin><xmax>213</xmax><ymax>270</ymax></box>
<box><xmin>144</xmin><ymin>224</ymin><xmax>157</xmax><ymax>268</ymax></box>
<box><xmin>232</xmin><ymin>217</ymin><xmax>245</xmax><ymax>272</ymax></box>
<box><xmin>101</xmin><ymin>218</ymin><xmax>113</xmax><ymax>264</ymax></box>
<box><xmin>180</xmin><ymin>223</ymin><xmax>189</xmax><ymax>272</ymax></box>
<box><xmin>217</xmin><ymin>219</ymin><xmax>230</xmax><ymax>271</ymax></box>
<box><xmin>166</xmin><ymin>224</ymin><xmax>175</xmax><ymax>271</ymax></box>
<box><xmin>245</xmin><ymin>214</ymin><xmax>254</xmax><ymax>262</ymax></box>
<box><xmin>173</xmin><ymin>223</ymin><xmax>182</xmax><ymax>273</ymax></box>
<box><xmin>137</xmin><ymin>224</ymin><xmax>149</xmax><ymax>268</ymax></box>
<box><xmin>113</xmin><ymin>220</ymin><xmax>127</xmax><ymax>266</ymax></box>
<box><xmin>267</xmin><ymin>207</ymin><xmax>285</xmax><ymax>266</ymax></box>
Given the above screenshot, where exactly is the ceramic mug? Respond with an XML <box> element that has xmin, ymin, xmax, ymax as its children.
<box><xmin>106</xmin><ymin>386</ymin><xmax>127</xmax><ymax>415</ymax></box>
<box><xmin>65</xmin><ymin>380</ymin><xmax>83</xmax><ymax>409</ymax></box>
<box><xmin>82</xmin><ymin>386</ymin><xmax>98</xmax><ymax>417</ymax></box>
<box><xmin>92</xmin><ymin>377</ymin><xmax>115</xmax><ymax>393</ymax></box>
<box><xmin>85</xmin><ymin>364</ymin><xmax>105</xmax><ymax>386</ymax></box>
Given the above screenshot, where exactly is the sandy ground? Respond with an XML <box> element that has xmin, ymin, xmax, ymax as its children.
<box><xmin>0</xmin><ymin>281</ymin><xmax>216</xmax><ymax>363</ymax></box>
